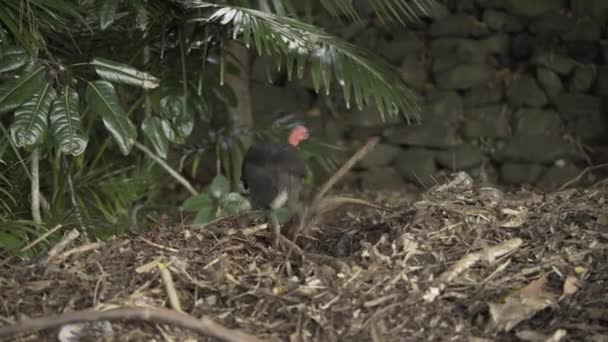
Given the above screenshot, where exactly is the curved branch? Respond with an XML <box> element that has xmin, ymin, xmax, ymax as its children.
<box><xmin>133</xmin><ymin>141</ymin><xmax>198</xmax><ymax>196</ymax></box>
<box><xmin>0</xmin><ymin>306</ymin><xmax>262</xmax><ymax>342</ymax></box>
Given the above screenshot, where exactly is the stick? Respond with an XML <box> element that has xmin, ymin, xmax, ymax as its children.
<box><xmin>558</xmin><ymin>163</ymin><xmax>608</xmax><ymax>191</ymax></box>
<box><xmin>53</xmin><ymin>242</ymin><xmax>101</xmax><ymax>263</ymax></box>
<box><xmin>139</xmin><ymin>237</ymin><xmax>179</xmax><ymax>253</ymax></box>
<box><xmin>312</xmin><ymin>137</ymin><xmax>380</xmax><ymax>205</ymax></box>
<box><xmin>39</xmin><ymin>229</ymin><xmax>80</xmax><ymax>266</ymax></box>
<box><xmin>30</xmin><ymin>148</ymin><xmax>41</xmax><ymax>224</ymax></box>
<box><xmin>20</xmin><ymin>224</ymin><xmax>62</xmax><ymax>253</ymax></box>
<box><xmin>134</xmin><ymin>141</ymin><xmax>198</xmax><ymax>196</ymax></box>
<box><xmin>0</xmin><ymin>306</ymin><xmax>263</xmax><ymax>342</ymax></box>
<box><xmin>157</xmin><ymin>262</ymin><xmax>183</xmax><ymax>312</ymax></box>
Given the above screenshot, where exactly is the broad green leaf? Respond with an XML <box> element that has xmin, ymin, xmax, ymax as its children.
<box><xmin>208</xmin><ymin>174</ymin><xmax>230</xmax><ymax>199</ymax></box>
<box><xmin>86</xmin><ymin>80</ymin><xmax>137</xmax><ymax>155</ymax></box>
<box><xmin>194</xmin><ymin>206</ymin><xmax>215</xmax><ymax>224</ymax></box>
<box><xmin>220</xmin><ymin>192</ymin><xmax>251</xmax><ymax>216</ymax></box>
<box><xmin>9</xmin><ymin>83</ymin><xmax>55</xmax><ymax>148</ymax></box>
<box><xmin>141</xmin><ymin>116</ymin><xmax>169</xmax><ymax>158</ymax></box>
<box><xmin>49</xmin><ymin>87</ymin><xmax>88</xmax><ymax>156</ymax></box>
<box><xmin>159</xmin><ymin>94</ymin><xmax>194</xmax><ymax>142</ymax></box>
<box><xmin>91</xmin><ymin>58</ymin><xmax>160</xmax><ymax>89</ymax></box>
<box><xmin>181</xmin><ymin>192</ymin><xmax>213</xmax><ymax>212</ymax></box>
<box><xmin>0</xmin><ymin>65</ymin><xmax>46</xmax><ymax>114</ymax></box>
<box><xmin>0</xmin><ymin>46</ymin><xmax>28</xmax><ymax>73</ymax></box>
<box><xmin>96</xmin><ymin>0</ymin><xmax>121</xmax><ymax>30</ymax></box>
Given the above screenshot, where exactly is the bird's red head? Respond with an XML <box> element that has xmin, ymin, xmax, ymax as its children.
<box><xmin>287</xmin><ymin>125</ymin><xmax>310</xmax><ymax>147</ymax></box>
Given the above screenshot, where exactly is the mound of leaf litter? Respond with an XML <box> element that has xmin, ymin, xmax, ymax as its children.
<box><xmin>1</xmin><ymin>173</ymin><xmax>608</xmax><ymax>342</ymax></box>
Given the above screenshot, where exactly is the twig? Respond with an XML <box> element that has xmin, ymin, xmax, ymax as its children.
<box><xmin>157</xmin><ymin>262</ymin><xmax>183</xmax><ymax>312</ymax></box>
<box><xmin>39</xmin><ymin>228</ymin><xmax>80</xmax><ymax>266</ymax></box>
<box><xmin>285</xmin><ymin>137</ymin><xmax>382</xmax><ymax>263</ymax></box>
<box><xmin>134</xmin><ymin>141</ymin><xmax>198</xmax><ymax>196</ymax></box>
<box><xmin>312</xmin><ymin>137</ymin><xmax>380</xmax><ymax>205</ymax></box>
<box><xmin>20</xmin><ymin>224</ymin><xmax>62</xmax><ymax>253</ymax></box>
<box><xmin>30</xmin><ymin>148</ymin><xmax>41</xmax><ymax>224</ymax></box>
<box><xmin>558</xmin><ymin>163</ymin><xmax>608</xmax><ymax>191</ymax></box>
<box><xmin>279</xmin><ymin>235</ymin><xmax>348</xmax><ymax>272</ymax></box>
<box><xmin>53</xmin><ymin>242</ymin><xmax>101</xmax><ymax>263</ymax></box>
<box><xmin>439</xmin><ymin>238</ymin><xmax>523</xmax><ymax>283</ymax></box>
<box><xmin>0</xmin><ymin>306</ymin><xmax>263</xmax><ymax>342</ymax></box>
<box><xmin>139</xmin><ymin>237</ymin><xmax>179</xmax><ymax>253</ymax></box>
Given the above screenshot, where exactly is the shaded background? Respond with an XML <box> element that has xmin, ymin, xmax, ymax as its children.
<box><xmin>246</xmin><ymin>0</ymin><xmax>608</xmax><ymax>193</ymax></box>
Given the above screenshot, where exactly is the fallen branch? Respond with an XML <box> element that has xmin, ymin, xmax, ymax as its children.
<box><xmin>310</xmin><ymin>196</ymin><xmax>393</xmax><ymax>219</ymax></box>
<box><xmin>20</xmin><ymin>224</ymin><xmax>62</xmax><ymax>253</ymax></box>
<box><xmin>312</xmin><ymin>137</ymin><xmax>380</xmax><ymax>205</ymax></box>
<box><xmin>39</xmin><ymin>228</ymin><xmax>80</xmax><ymax>266</ymax></box>
<box><xmin>134</xmin><ymin>141</ymin><xmax>198</xmax><ymax>196</ymax></box>
<box><xmin>558</xmin><ymin>163</ymin><xmax>608</xmax><ymax>191</ymax></box>
<box><xmin>0</xmin><ymin>306</ymin><xmax>263</xmax><ymax>342</ymax></box>
<box><xmin>157</xmin><ymin>262</ymin><xmax>183</xmax><ymax>312</ymax></box>
<box><xmin>293</xmin><ymin>137</ymin><xmax>381</xmax><ymax>240</ymax></box>
<box><xmin>53</xmin><ymin>242</ymin><xmax>101</xmax><ymax>264</ymax></box>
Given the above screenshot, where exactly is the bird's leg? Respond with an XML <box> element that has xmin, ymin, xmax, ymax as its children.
<box><xmin>266</xmin><ymin>209</ymin><xmax>281</xmax><ymax>250</ymax></box>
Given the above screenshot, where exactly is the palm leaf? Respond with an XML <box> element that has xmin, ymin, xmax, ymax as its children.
<box><xmin>185</xmin><ymin>3</ymin><xmax>421</xmax><ymax>121</ymax></box>
<box><xmin>0</xmin><ymin>0</ymin><xmax>87</xmax><ymax>53</ymax></box>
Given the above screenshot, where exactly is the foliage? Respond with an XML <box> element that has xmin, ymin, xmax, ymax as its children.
<box><xmin>0</xmin><ymin>0</ymin><xmax>436</xmax><ymax>253</ymax></box>
<box><xmin>181</xmin><ymin>174</ymin><xmax>250</xmax><ymax>224</ymax></box>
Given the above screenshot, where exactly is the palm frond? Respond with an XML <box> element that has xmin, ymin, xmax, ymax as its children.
<box><xmin>184</xmin><ymin>3</ymin><xmax>421</xmax><ymax>121</ymax></box>
<box><xmin>0</xmin><ymin>0</ymin><xmax>88</xmax><ymax>53</ymax></box>
<box><xmin>302</xmin><ymin>0</ymin><xmax>437</xmax><ymax>25</ymax></box>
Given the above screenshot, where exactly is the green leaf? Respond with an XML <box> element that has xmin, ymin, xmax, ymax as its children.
<box><xmin>0</xmin><ymin>46</ymin><xmax>28</xmax><ymax>73</ymax></box>
<box><xmin>181</xmin><ymin>192</ymin><xmax>213</xmax><ymax>212</ymax></box>
<box><xmin>220</xmin><ymin>192</ymin><xmax>251</xmax><ymax>216</ymax></box>
<box><xmin>9</xmin><ymin>83</ymin><xmax>55</xmax><ymax>148</ymax></box>
<box><xmin>96</xmin><ymin>0</ymin><xmax>121</xmax><ymax>30</ymax></box>
<box><xmin>193</xmin><ymin>206</ymin><xmax>215</xmax><ymax>224</ymax></box>
<box><xmin>86</xmin><ymin>80</ymin><xmax>137</xmax><ymax>155</ymax></box>
<box><xmin>50</xmin><ymin>87</ymin><xmax>88</xmax><ymax>156</ymax></box>
<box><xmin>141</xmin><ymin>116</ymin><xmax>169</xmax><ymax>158</ymax></box>
<box><xmin>91</xmin><ymin>58</ymin><xmax>160</xmax><ymax>89</ymax></box>
<box><xmin>208</xmin><ymin>174</ymin><xmax>230</xmax><ymax>199</ymax></box>
<box><xmin>0</xmin><ymin>65</ymin><xmax>46</xmax><ymax>114</ymax></box>
<box><xmin>159</xmin><ymin>94</ymin><xmax>194</xmax><ymax>142</ymax></box>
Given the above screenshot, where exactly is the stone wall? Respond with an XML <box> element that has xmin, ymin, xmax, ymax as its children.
<box><xmin>250</xmin><ymin>0</ymin><xmax>608</xmax><ymax>191</ymax></box>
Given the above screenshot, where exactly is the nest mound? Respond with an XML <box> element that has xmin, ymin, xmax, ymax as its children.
<box><xmin>1</xmin><ymin>176</ymin><xmax>608</xmax><ymax>341</ymax></box>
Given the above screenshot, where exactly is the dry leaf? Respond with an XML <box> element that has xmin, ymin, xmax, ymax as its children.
<box><xmin>488</xmin><ymin>275</ymin><xmax>558</xmax><ymax>332</ymax></box>
<box><xmin>501</xmin><ymin>207</ymin><xmax>528</xmax><ymax>228</ymax></box>
<box><xmin>563</xmin><ymin>276</ymin><xmax>578</xmax><ymax>295</ymax></box>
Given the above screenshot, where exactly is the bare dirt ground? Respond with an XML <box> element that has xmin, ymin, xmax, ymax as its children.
<box><xmin>1</xmin><ymin>176</ymin><xmax>608</xmax><ymax>341</ymax></box>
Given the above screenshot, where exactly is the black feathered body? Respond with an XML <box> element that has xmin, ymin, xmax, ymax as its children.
<box><xmin>241</xmin><ymin>142</ymin><xmax>306</xmax><ymax>211</ymax></box>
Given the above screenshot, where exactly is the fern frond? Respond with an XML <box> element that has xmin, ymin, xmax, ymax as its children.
<box><xmin>183</xmin><ymin>2</ymin><xmax>422</xmax><ymax>122</ymax></box>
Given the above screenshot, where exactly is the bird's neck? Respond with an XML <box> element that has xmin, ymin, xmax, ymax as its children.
<box><xmin>287</xmin><ymin>137</ymin><xmax>300</xmax><ymax>147</ymax></box>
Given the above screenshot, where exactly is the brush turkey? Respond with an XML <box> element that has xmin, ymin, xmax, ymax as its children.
<box><xmin>241</xmin><ymin>125</ymin><xmax>310</xmax><ymax>248</ymax></box>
